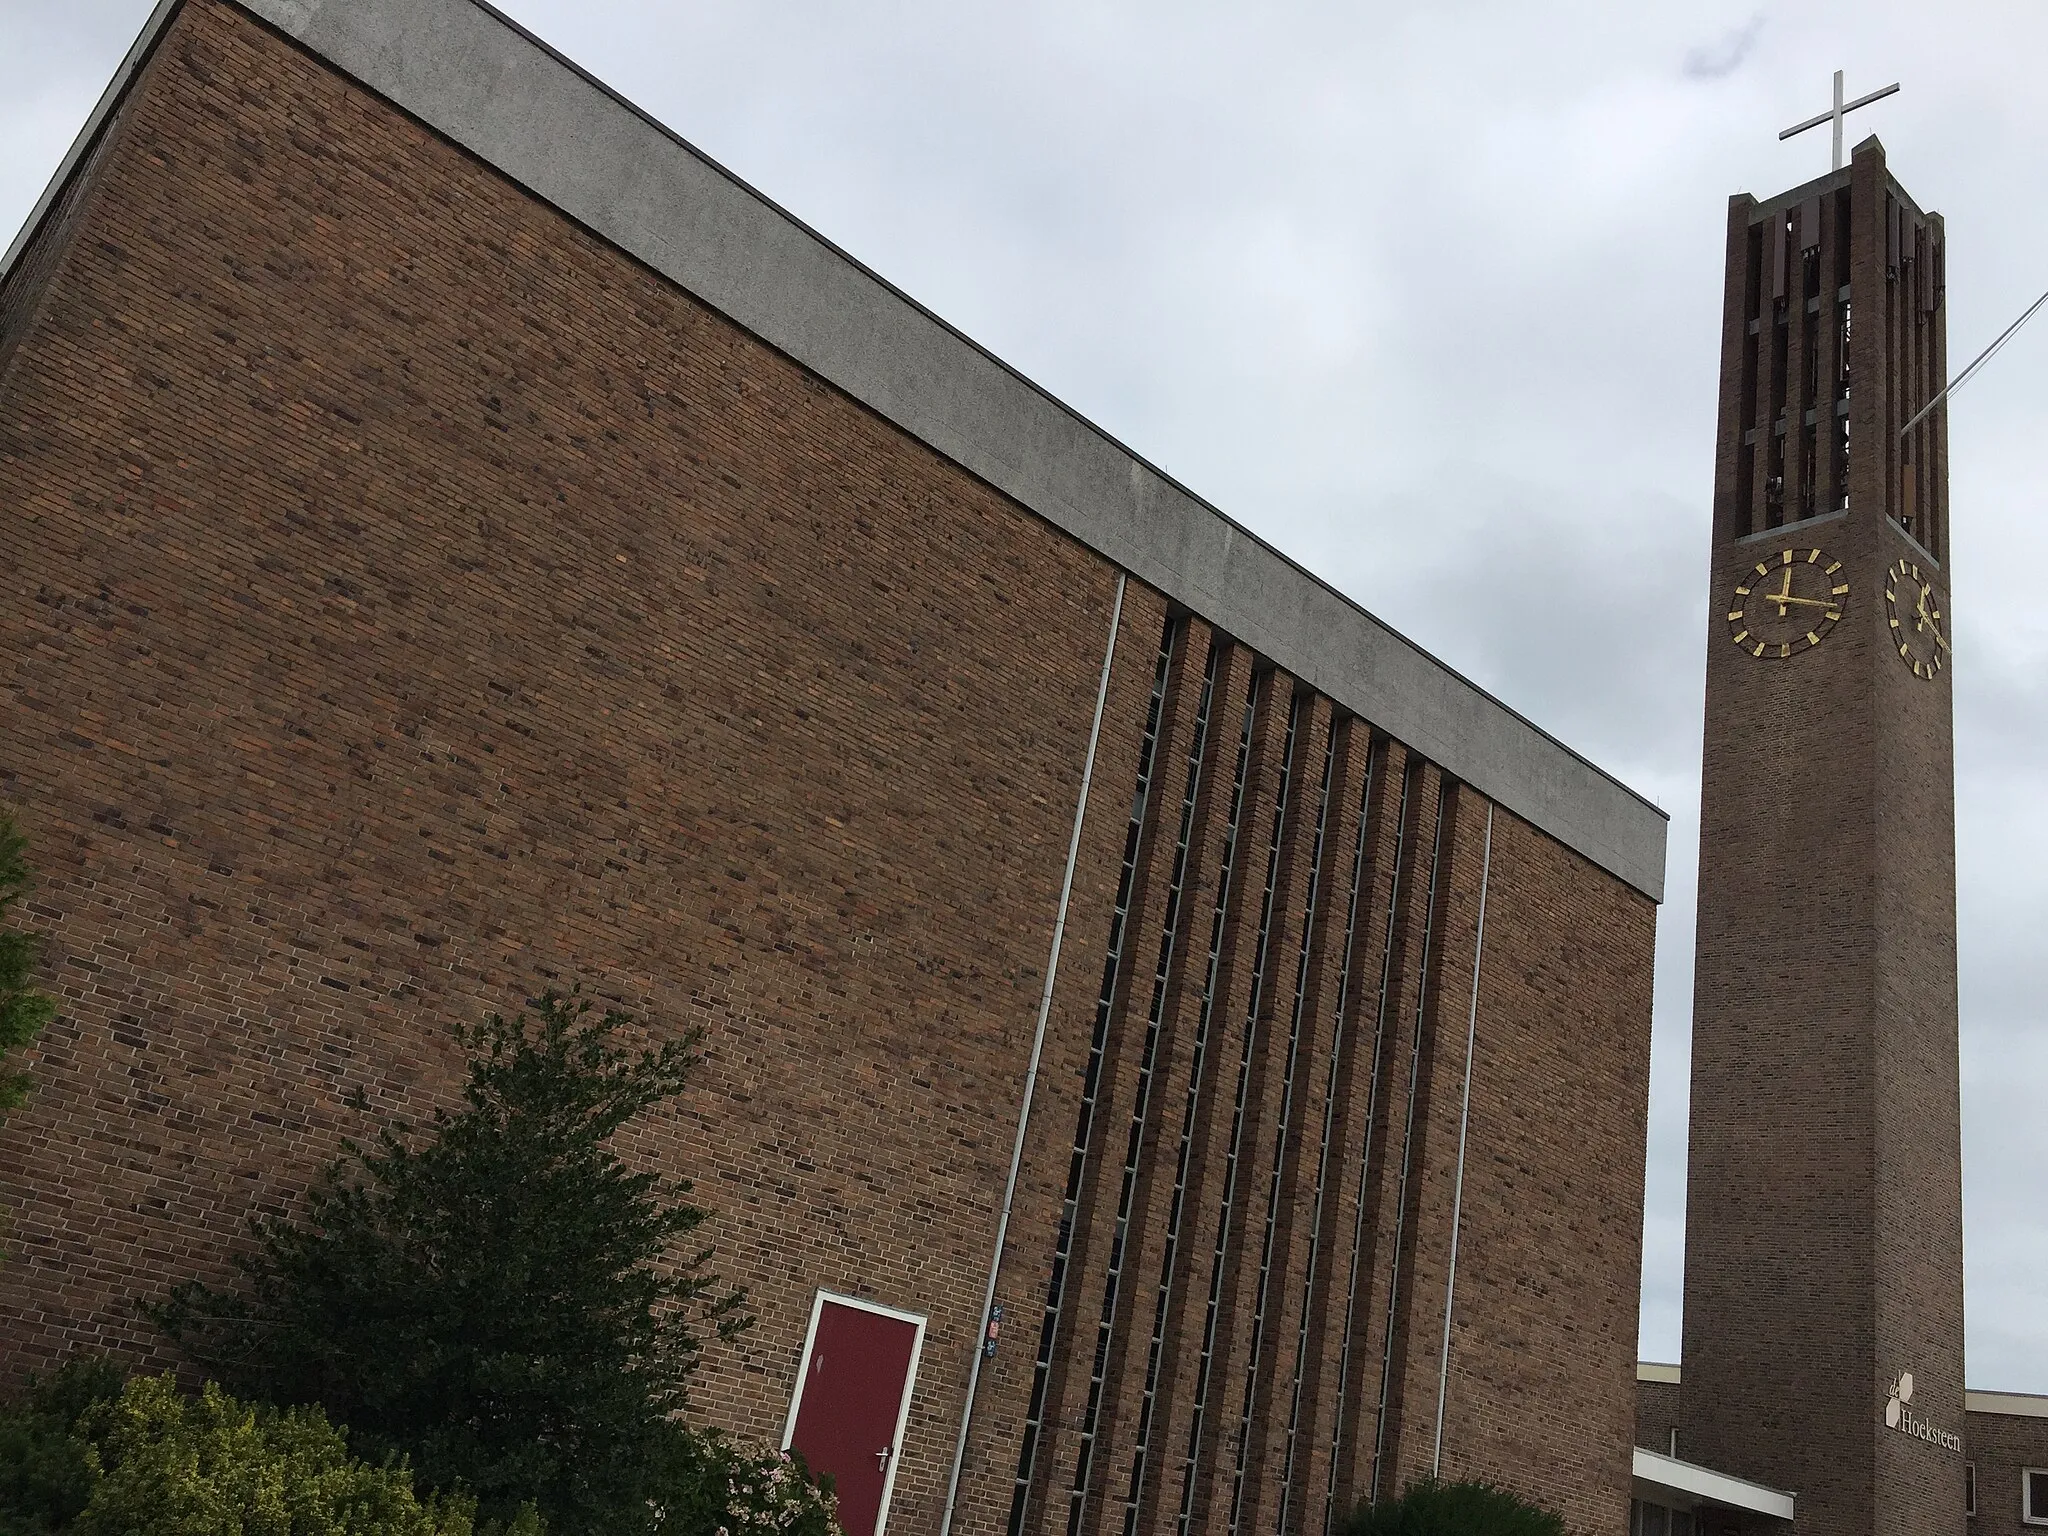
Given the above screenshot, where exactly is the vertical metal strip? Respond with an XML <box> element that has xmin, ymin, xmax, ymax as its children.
<box><xmin>1430</xmin><ymin>802</ymin><xmax>1493</xmax><ymax>1480</ymax></box>
<box><xmin>939</xmin><ymin>571</ymin><xmax>1127</xmax><ymax>1536</ymax></box>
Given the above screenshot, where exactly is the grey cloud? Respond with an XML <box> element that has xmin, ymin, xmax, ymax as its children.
<box><xmin>1682</xmin><ymin>14</ymin><xmax>1765</xmax><ymax>80</ymax></box>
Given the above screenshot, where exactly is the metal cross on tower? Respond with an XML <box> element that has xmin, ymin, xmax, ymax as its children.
<box><xmin>1780</xmin><ymin>69</ymin><xmax>1900</xmax><ymax>171</ymax></box>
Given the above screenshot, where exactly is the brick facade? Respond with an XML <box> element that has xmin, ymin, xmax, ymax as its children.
<box><xmin>0</xmin><ymin>4</ymin><xmax>1659</xmax><ymax>1531</ymax></box>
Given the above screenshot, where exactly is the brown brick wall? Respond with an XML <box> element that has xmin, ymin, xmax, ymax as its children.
<box><xmin>1637</xmin><ymin>1378</ymin><xmax>1681</xmax><ymax>1457</ymax></box>
<box><xmin>1432</xmin><ymin>810</ymin><xmax>1655</xmax><ymax>1534</ymax></box>
<box><xmin>1964</xmin><ymin>1410</ymin><xmax>2048</xmax><ymax>1534</ymax></box>
<box><xmin>0</xmin><ymin>10</ymin><xmax>1145</xmax><ymax>1531</ymax></box>
<box><xmin>0</xmin><ymin>5</ymin><xmax>1659</xmax><ymax>1532</ymax></box>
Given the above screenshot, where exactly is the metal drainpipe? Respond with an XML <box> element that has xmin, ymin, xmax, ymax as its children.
<box><xmin>938</xmin><ymin>572</ymin><xmax>1126</xmax><ymax>1536</ymax></box>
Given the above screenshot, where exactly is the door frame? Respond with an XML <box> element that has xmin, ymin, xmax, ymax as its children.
<box><xmin>781</xmin><ymin>1289</ymin><xmax>929</xmax><ymax>1536</ymax></box>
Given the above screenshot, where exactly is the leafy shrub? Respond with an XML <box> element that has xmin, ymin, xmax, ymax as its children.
<box><xmin>0</xmin><ymin>1358</ymin><xmax>127</xmax><ymax>1535</ymax></box>
<box><xmin>0</xmin><ymin>809</ymin><xmax>56</xmax><ymax>1123</ymax></box>
<box><xmin>152</xmin><ymin>992</ymin><xmax>748</xmax><ymax>1534</ymax></box>
<box><xmin>2</xmin><ymin>1371</ymin><xmax>499</xmax><ymax>1536</ymax></box>
<box><xmin>1341</xmin><ymin>1479</ymin><xmax>1568</xmax><ymax>1536</ymax></box>
<box><xmin>1</xmin><ymin>808</ymin><xmax>60</xmax><ymax>1259</ymax></box>
<box><xmin>648</xmin><ymin>1431</ymin><xmax>837</xmax><ymax>1536</ymax></box>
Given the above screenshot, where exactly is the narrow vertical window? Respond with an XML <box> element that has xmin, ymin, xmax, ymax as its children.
<box><xmin>1368</xmin><ymin>776</ymin><xmax>1452</xmax><ymax>1503</ymax></box>
<box><xmin>1176</xmin><ymin>691</ymin><xmax>1301</xmax><ymax>1535</ymax></box>
<box><xmin>1274</xmin><ymin>735</ymin><xmax>1379</xmax><ymax>1536</ymax></box>
<box><xmin>1008</xmin><ymin>617</ymin><xmax>1177</xmax><ymax>1536</ymax></box>
<box><xmin>1063</xmin><ymin>638</ymin><xmax>1218</xmax><ymax>1535</ymax></box>
<box><xmin>1323</xmin><ymin>756</ymin><xmax>1417</xmax><ymax>1533</ymax></box>
<box><xmin>1121</xmin><ymin>664</ymin><xmax>1261</xmax><ymax>1536</ymax></box>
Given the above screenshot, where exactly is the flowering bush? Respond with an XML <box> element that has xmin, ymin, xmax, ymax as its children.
<box><xmin>651</xmin><ymin>1431</ymin><xmax>837</xmax><ymax>1536</ymax></box>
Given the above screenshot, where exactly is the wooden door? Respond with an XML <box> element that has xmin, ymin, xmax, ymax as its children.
<box><xmin>783</xmin><ymin>1292</ymin><xmax>926</xmax><ymax>1536</ymax></box>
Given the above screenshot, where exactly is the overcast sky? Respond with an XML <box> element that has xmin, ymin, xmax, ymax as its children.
<box><xmin>6</xmin><ymin>0</ymin><xmax>2046</xmax><ymax>1389</ymax></box>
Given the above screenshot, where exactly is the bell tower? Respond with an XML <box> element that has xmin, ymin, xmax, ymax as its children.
<box><xmin>1679</xmin><ymin>133</ymin><xmax>1964</xmax><ymax>1536</ymax></box>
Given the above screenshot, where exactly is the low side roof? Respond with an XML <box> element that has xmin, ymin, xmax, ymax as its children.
<box><xmin>1632</xmin><ymin>1448</ymin><xmax>1794</xmax><ymax>1522</ymax></box>
<box><xmin>9</xmin><ymin>0</ymin><xmax>1670</xmax><ymax>900</ymax></box>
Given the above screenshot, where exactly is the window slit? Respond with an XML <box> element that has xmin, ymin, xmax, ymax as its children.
<box><xmin>1368</xmin><ymin>775</ymin><xmax>1452</xmax><ymax>1503</ymax></box>
<box><xmin>1322</xmin><ymin>755</ymin><xmax>1414</xmax><ymax>1533</ymax></box>
<box><xmin>1226</xmin><ymin>715</ymin><xmax>1337</xmax><ymax>1536</ymax></box>
<box><xmin>1063</xmin><ymin>639</ymin><xmax>1219</xmax><ymax>1536</ymax></box>
<box><xmin>1121</xmin><ymin>663</ymin><xmax>1260</xmax><ymax>1536</ymax></box>
<box><xmin>1275</xmin><ymin>735</ymin><xmax>1379</xmax><ymax>1536</ymax></box>
<box><xmin>1176</xmin><ymin>690</ymin><xmax>1302</xmax><ymax>1535</ymax></box>
<box><xmin>1007</xmin><ymin>616</ymin><xmax>1178</xmax><ymax>1536</ymax></box>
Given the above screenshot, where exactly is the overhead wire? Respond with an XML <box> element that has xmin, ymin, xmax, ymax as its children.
<box><xmin>1901</xmin><ymin>287</ymin><xmax>2048</xmax><ymax>438</ymax></box>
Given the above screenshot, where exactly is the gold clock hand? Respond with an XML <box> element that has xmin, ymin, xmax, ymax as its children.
<box><xmin>1772</xmin><ymin>567</ymin><xmax>1794</xmax><ymax>614</ymax></box>
<box><xmin>1769</xmin><ymin>593</ymin><xmax>1838</xmax><ymax>610</ymax></box>
<box><xmin>1915</xmin><ymin>584</ymin><xmax>1934</xmax><ymax>633</ymax></box>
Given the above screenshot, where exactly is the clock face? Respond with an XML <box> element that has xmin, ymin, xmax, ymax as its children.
<box><xmin>1886</xmin><ymin>557</ymin><xmax>1949</xmax><ymax>679</ymax></box>
<box><xmin>1728</xmin><ymin>547</ymin><xmax>1847</xmax><ymax>659</ymax></box>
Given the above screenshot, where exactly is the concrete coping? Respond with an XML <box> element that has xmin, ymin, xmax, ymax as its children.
<box><xmin>8</xmin><ymin>0</ymin><xmax>1671</xmax><ymax>900</ymax></box>
<box><xmin>1968</xmin><ymin>1390</ymin><xmax>2048</xmax><ymax>1421</ymax></box>
<box><xmin>1637</xmin><ymin>1366</ymin><xmax>2048</xmax><ymax>1423</ymax></box>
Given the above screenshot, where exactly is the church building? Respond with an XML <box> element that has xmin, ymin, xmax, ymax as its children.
<box><xmin>1628</xmin><ymin>135</ymin><xmax>2048</xmax><ymax>1536</ymax></box>
<box><xmin>0</xmin><ymin>2</ymin><xmax>1669</xmax><ymax>1535</ymax></box>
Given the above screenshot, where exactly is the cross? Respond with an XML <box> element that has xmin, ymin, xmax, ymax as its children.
<box><xmin>1779</xmin><ymin>70</ymin><xmax>1900</xmax><ymax>171</ymax></box>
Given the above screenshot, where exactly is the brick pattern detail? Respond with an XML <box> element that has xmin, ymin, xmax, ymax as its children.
<box><xmin>1637</xmin><ymin>1378</ymin><xmax>1681</xmax><ymax>1456</ymax></box>
<box><xmin>0</xmin><ymin>6</ymin><xmax>1658</xmax><ymax>1534</ymax></box>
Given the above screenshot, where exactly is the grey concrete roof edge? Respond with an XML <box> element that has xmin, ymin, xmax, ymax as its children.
<box><xmin>9</xmin><ymin>0</ymin><xmax>1670</xmax><ymax>901</ymax></box>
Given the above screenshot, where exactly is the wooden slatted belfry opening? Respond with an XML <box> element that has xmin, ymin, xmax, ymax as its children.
<box><xmin>1721</xmin><ymin>155</ymin><xmax>1946</xmax><ymax>561</ymax></box>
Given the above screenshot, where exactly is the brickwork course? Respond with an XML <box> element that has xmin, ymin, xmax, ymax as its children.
<box><xmin>0</xmin><ymin>3</ymin><xmax>1663</xmax><ymax>1532</ymax></box>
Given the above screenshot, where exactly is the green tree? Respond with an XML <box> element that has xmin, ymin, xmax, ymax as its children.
<box><xmin>152</xmin><ymin>993</ymin><xmax>749</xmax><ymax>1535</ymax></box>
<box><xmin>0</xmin><ymin>809</ymin><xmax>58</xmax><ymax>1121</ymax></box>
<box><xmin>1341</xmin><ymin>1479</ymin><xmax>1568</xmax><ymax>1536</ymax></box>
<box><xmin>0</xmin><ymin>1357</ymin><xmax>126</xmax><ymax>1535</ymax></box>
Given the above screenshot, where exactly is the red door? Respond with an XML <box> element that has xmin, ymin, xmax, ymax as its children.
<box><xmin>784</xmin><ymin>1294</ymin><xmax>925</xmax><ymax>1536</ymax></box>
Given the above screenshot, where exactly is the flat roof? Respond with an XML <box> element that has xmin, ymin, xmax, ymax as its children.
<box><xmin>8</xmin><ymin>0</ymin><xmax>1670</xmax><ymax>900</ymax></box>
<box><xmin>1967</xmin><ymin>1390</ymin><xmax>2048</xmax><ymax>1420</ymax></box>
